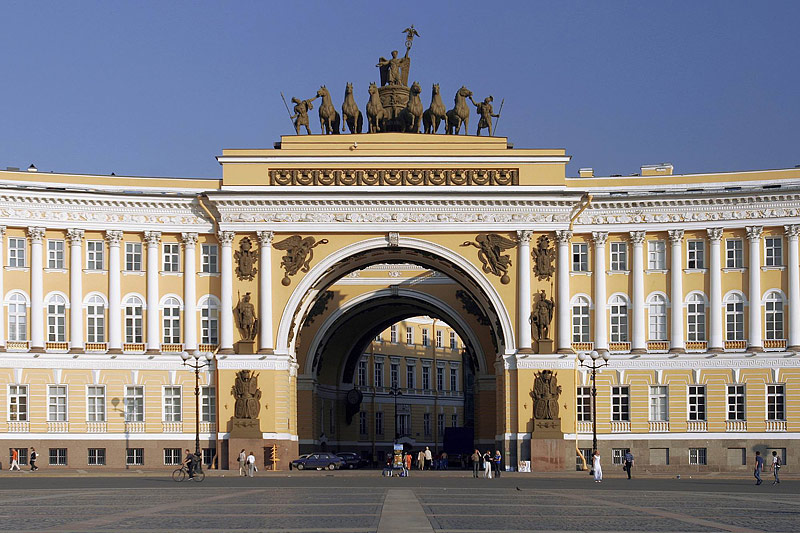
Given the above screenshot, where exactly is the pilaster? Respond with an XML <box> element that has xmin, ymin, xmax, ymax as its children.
<box><xmin>707</xmin><ymin>228</ymin><xmax>724</xmax><ymax>352</ymax></box>
<box><xmin>516</xmin><ymin>230</ymin><xmax>533</xmax><ymax>353</ymax></box>
<box><xmin>746</xmin><ymin>226</ymin><xmax>763</xmax><ymax>352</ymax></box>
<box><xmin>67</xmin><ymin>229</ymin><xmax>84</xmax><ymax>353</ymax></box>
<box><xmin>257</xmin><ymin>231</ymin><xmax>274</xmax><ymax>354</ymax></box>
<box><xmin>592</xmin><ymin>231</ymin><xmax>608</xmax><ymax>352</ymax></box>
<box><xmin>630</xmin><ymin>231</ymin><xmax>646</xmax><ymax>353</ymax></box>
<box><xmin>668</xmin><ymin>229</ymin><xmax>685</xmax><ymax>353</ymax></box>
<box><xmin>555</xmin><ymin>230</ymin><xmax>572</xmax><ymax>354</ymax></box>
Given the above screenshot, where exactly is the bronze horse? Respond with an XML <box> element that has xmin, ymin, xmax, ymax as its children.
<box><xmin>316</xmin><ymin>86</ymin><xmax>340</xmax><ymax>135</ymax></box>
<box><xmin>423</xmin><ymin>83</ymin><xmax>446</xmax><ymax>134</ymax></box>
<box><xmin>398</xmin><ymin>81</ymin><xmax>423</xmax><ymax>133</ymax></box>
<box><xmin>341</xmin><ymin>82</ymin><xmax>363</xmax><ymax>134</ymax></box>
<box><xmin>446</xmin><ymin>86</ymin><xmax>472</xmax><ymax>135</ymax></box>
<box><xmin>366</xmin><ymin>82</ymin><xmax>386</xmax><ymax>133</ymax></box>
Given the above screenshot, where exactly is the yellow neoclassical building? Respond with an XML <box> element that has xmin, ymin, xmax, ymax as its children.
<box><xmin>0</xmin><ymin>133</ymin><xmax>798</xmax><ymax>472</ymax></box>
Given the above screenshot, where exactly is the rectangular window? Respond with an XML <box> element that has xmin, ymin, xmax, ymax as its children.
<box><xmin>202</xmin><ymin>448</ymin><xmax>214</xmax><ymax>467</ymax></box>
<box><xmin>572</xmin><ymin>301</ymin><xmax>590</xmax><ymax>343</ymax></box>
<box><xmin>47</xmin><ymin>239</ymin><xmax>65</xmax><ymax>269</ymax></box>
<box><xmin>421</xmin><ymin>328</ymin><xmax>429</xmax><ymax>347</ymax></box>
<box><xmin>437</xmin><ymin>413</ymin><xmax>445</xmax><ymax>435</ymax></box>
<box><xmin>397</xmin><ymin>413</ymin><xmax>409</xmax><ymax>436</ymax></box>
<box><xmin>649</xmin><ymin>386</ymin><xmax>668</xmax><ymax>422</ymax></box>
<box><xmin>610</xmin><ymin>242</ymin><xmax>627</xmax><ymax>271</ymax></box>
<box><xmin>576</xmin><ymin>447</ymin><xmax>593</xmax><ymax>471</ymax></box>
<box><xmin>572</xmin><ymin>243</ymin><xmax>589</xmax><ymax>272</ymax></box>
<box><xmin>688</xmin><ymin>385</ymin><xmax>706</xmax><ymax>421</ymax></box>
<box><xmin>576</xmin><ymin>386</ymin><xmax>592</xmax><ymax>422</ymax></box>
<box><xmin>201</xmin><ymin>386</ymin><xmax>216</xmax><ymax>423</ymax></box>
<box><xmin>125</xmin><ymin>242</ymin><xmax>142</xmax><ymax>271</ymax></box>
<box><xmin>358</xmin><ymin>360</ymin><xmax>367</xmax><ymax>387</ymax></box>
<box><xmin>450</xmin><ymin>368</ymin><xmax>458</xmax><ymax>391</ymax></box>
<box><xmin>200</xmin><ymin>304</ymin><xmax>218</xmax><ymax>345</ymax></box>
<box><xmin>649</xmin><ymin>299</ymin><xmax>667</xmax><ymax>341</ymax></box>
<box><xmin>765</xmin><ymin>237</ymin><xmax>783</xmax><ymax>266</ymax></box>
<box><xmin>86</xmin><ymin>299</ymin><xmax>105</xmax><ymax>343</ymax></box>
<box><xmin>48</xmin><ymin>385</ymin><xmax>67</xmax><ymax>422</ymax></box>
<box><xmin>126</xmin><ymin>448</ymin><xmax>144</xmax><ymax>466</ymax></box>
<box><xmin>405</xmin><ymin>326</ymin><xmax>413</xmax><ymax>345</ymax></box>
<box><xmin>373</xmin><ymin>361</ymin><xmax>383</xmax><ymax>387</ymax></box>
<box><xmin>201</xmin><ymin>244</ymin><xmax>218</xmax><ymax>273</ymax></box>
<box><xmin>726</xmin><ymin>299</ymin><xmax>744</xmax><ymax>341</ymax></box>
<box><xmin>767</xmin><ymin>384</ymin><xmax>785</xmax><ymax>421</ymax></box>
<box><xmin>422</xmin><ymin>366</ymin><xmax>431</xmax><ymax>390</ymax></box>
<box><xmin>8</xmin><ymin>385</ymin><xmax>28</xmax><ymax>421</ymax></box>
<box><xmin>125</xmin><ymin>385</ymin><xmax>144</xmax><ymax>422</ymax></box>
<box><xmin>726</xmin><ymin>239</ymin><xmax>743</xmax><ymax>268</ymax></box>
<box><xmin>163</xmin><ymin>386</ymin><xmax>182</xmax><ymax>422</ymax></box>
<box><xmin>162</xmin><ymin>303</ymin><xmax>180</xmax><ymax>344</ymax></box>
<box><xmin>451</xmin><ymin>413</ymin><xmax>458</xmax><ymax>427</ymax></box>
<box><xmin>86</xmin><ymin>385</ymin><xmax>106</xmax><ymax>422</ymax></box>
<box><xmin>406</xmin><ymin>364</ymin><xmax>415</xmax><ymax>389</ymax></box>
<box><xmin>449</xmin><ymin>331</ymin><xmax>457</xmax><ymax>349</ymax></box>
<box><xmin>164</xmin><ymin>448</ymin><xmax>182</xmax><ymax>465</ymax></box>
<box><xmin>390</xmin><ymin>363</ymin><xmax>399</xmax><ymax>389</ymax></box>
<box><xmin>612</xmin><ymin>448</ymin><xmax>626</xmax><ymax>465</ymax></box>
<box><xmin>611</xmin><ymin>386</ymin><xmax>629</xmax><ymax>421</ymax></box>
<box><xmin>435</xmin><ymin>330</ymin><xmax>443</xmax><ymax>348</ymax></box>
<box><xmin>375</xmin><ymin>411</ymin><xmax>384</xmax><ymax>435</ymax></box>
<box><xmin>88</xmin><ymin>448</ymin><xmax>106</xmax><ymax>466</ymax></box>
<box><xmin>689</xmin><ymin>448</ymin><xmax>707</xmax><ymax>466</ymax></box>
<box><xmin>648</xmin><ymin>240</ymin><xmax>666</xmax><ymax>270</ymax></box>
<box><xmin>86</xmin><ymin>240</ymin><xmax>104</xmax><ymax>270</ymax></box>
<box><xmin>726</xmin><ymin>384</ymin><xmax>745</xmax><ymax>421</ymax></box>
<box><xmin>162</xmin><ymin>243</ymin><xmax>180</xmax><ymax>272</ymax></box>
<box><xmin>49</xmin><ymin>448</ymin><xmax>67</xmax><ymax>466</ymax></box>
<box><xmin>359</xmin><ymin>411</ymin><xmax>367</xmax><ymax>435</ymax></box>
<box><xmin>8</xmin><ymin>237</ymin><xmax>26</xmax><ymax>267</ymax></box>
<box><xmin>687</xmin><ymin>240</ymin><xmax>705</xmax><ymax>269</ymax></box>
<box><xmin>390</xmin><ymin>325</ymin><xmax>398</xmax><ymax>343</ymax></box>
<box><xmin>374</xmin><ymin>333</ymin><xmax>382</xmax><ymax>343</ymax></box>
<box><xmin>436</xmin><ymin>367</ymin><xmax>444</xmax><ymax>390</ymax></box>
<box><xmin>423</xmin><ymin>413</ymin><xmax>431</xmax><ymax>436</ymax></box>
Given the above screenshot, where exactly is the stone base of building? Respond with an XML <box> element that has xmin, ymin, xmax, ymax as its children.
<box><xmin>226</xmin><ymin>438</ymin><xmax>298</xmax><ymax>471</ymax></box>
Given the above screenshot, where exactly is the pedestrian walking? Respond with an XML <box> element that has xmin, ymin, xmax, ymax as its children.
<box><xmin>754</xmin><ymin>451</ymin><xmax>764</xmax><ymax>485</ymax></box>
<box><xmin>424</xmin><ymin>447</ymin><xmax>432</xmax><ymax>470</ymax></box>
<box><xmin>624</xmin><ymin>449</ymin><xmax>634</xmax><ymax>480</ymax></box>
<box><xmin>9</xmin><ymin>448</ymin><xmax>20</xmax><ymax>471</ymax></box>
<box><xmin>482</xmin><ymin>450</ymin><xmax>493</xmax><ymax>479</ymax></box>
<box><xmin>471</xmin><ymin>449</ymin><xmax>481</xmax><ymax>478</ymax></box>
<box><xmin>493</xmin><ymin>450</ymin><xmax>502</xmax><ymax>478</ymax></box>
<box><xmin>771</xmin><ymin>451</ymin><xmax>781</xmax><ymax>484</ymax></box>
<box><xmin>417</xmin><ymin>449</ymin><xmax>425</xmax><ymax>470</ymax></box>
<box><xmin>238</xmin><ymin>449</ymin><xmax>246</xmax><ymax>476</ymax></box>
<box><xmin>441</xmin><ymin>451</ymin><xmax>448</xmax><ymax>470</ymax></box>
<box><xmin>592</xmin><ymin>450</ymin><xmax>602</xmax><ymax>482</ymax></box>
<box><xmin>246</xmin><ymin>451</ymin><xmax>256</xmax><ymax>477</ymax></box>
<box><xmin>29</xmin><ymin>447</ymin><xmax>38</xmax><ymax>471</ymax></box>
<box><xmin>404</xmin><ymin>452</ymin><xmax>412</xmax><ymax>476</ymax></box>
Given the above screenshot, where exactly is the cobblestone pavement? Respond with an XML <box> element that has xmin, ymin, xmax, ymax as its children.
<box><xmin>0</xmin><ymin>473</ymin><xmax>796</xmax><ymax>532</ymax></box>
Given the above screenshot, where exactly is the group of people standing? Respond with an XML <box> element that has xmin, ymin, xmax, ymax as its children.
<box><xmin>7</xmin><ymin>447</ymin><xmax>37</xmax><ymax>471</ymax></box>
<box><xmin>237</xmin><ymin>449</ymin><xmax>257</xmax><ymax>477</ymax></box>
<box><xmin>470</xmin><ymin>449</ymin><xmax>502</xmax><ymax>479</ymax></box>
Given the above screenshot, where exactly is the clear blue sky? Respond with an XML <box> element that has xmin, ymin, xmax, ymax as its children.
<box><xmin>1</xmin><ymin>0</ymin><xmax>798</xmax><ymax>179</ymax></box>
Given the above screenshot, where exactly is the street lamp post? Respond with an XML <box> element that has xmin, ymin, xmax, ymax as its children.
<box><xmin>578</xmin><ymin>349</ymin><xmax>610</xmax><ymax>453</ymax></box>
<box><xmin>389</xmin><ymin>385</ymin><xmax>402</xmax><ymax>443</ymax></box>
<box><xmin>181</xmin><ymin>350</ymin><xmax>216</xmax><ymax>468</ymax></box>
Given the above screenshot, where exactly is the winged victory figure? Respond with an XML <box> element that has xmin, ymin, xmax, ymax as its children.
<box><xmin>461</xmin><ymin>233</ymin><xmax>516</xmax><ymax>284</ymax></box>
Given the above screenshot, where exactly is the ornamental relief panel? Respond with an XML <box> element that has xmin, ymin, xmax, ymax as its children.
<box><xmin>269</xmin><ymin>168</ymin><xmax>518</xmax><ymax>186</ymax></box>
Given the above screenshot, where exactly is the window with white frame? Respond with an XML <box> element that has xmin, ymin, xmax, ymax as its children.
<box><xmin>48</xmin><ymin>385</ymin><xmax>67</xmax><ymax>421</ymax></box>
<box><xmin>405</xmin><ymin>326</ymin><xmax>413</xmax><ymax>345</ymax></box>
<box><xmin>390</xmin><ymin>363</ymin><xmax>399</xmax><ymax>388</ymax></box>
<box><xmin>201</xmin><ymin>386</ymin><xmax>216</xmax><ymax>422</ymax></box>
<box><xmin>686</xmin><ymin>294</ymin><xmax>706</xmax><ymax>342</ymax></box>
<box><xmin>450</xmin><ymin>367</ymin><xmax>458</xmax><ymax>391</ymax></box>
<box><xmin>390</xmin><ymin>324</ymin><xmax>398</xmax><ymax>343</ymax></box>
<box><xmin>201</xmin><ymin>244</ymin><xmax>218</xmax><ymax>273</ymax></box>
<box><xmin>689</xmin><ymin>447</ymin><xmax>707</xmax><ymax>465</ymax></box>
<box><xmin>124</xmin><ymin>296</ymin><xmax>143</xmax><ymax>344</ymax></box>
<box><xmin>357</xmin><ymin>359</ymin><xmax>367</xmax><ymax>387</ymax></box>
<box><xmin>436</xmin><ymin>366</ymin><xmax>444</xmax><ymax>390</ymax></box>
<box><xmin>572</xmin><ymin>243</ymin><xmax>589</xmax><ymax>272</ymax></box>
<box><xmin>688</xmin><ymin>385</ymin><xmax>706</xmax><ymax>421</ymax></box>
<box><xmin>46</xmin><ymin>294</ymin><xmax>67</xmax><ymax>342</ymax></box>
<box><xmin>572</xmin><ymin>297</ymin><xmax>590</xmax><ymax>343</ymax></box>
<box><xmin>765</xmin><ymin>237</ymin><xmax>783</xmax><ymax>267</ymax></box>
<box><xmin>86</xmin><ymin>240</ymin><xmax>103</xmax><ymax>270</ymax></box>
<box><xmin>125</xmin><ymin>385</ymin><xmax>144</xmax><ymax>422</ymax></box>
<box><xmin>8</xmin><ymin>237</ymin><xmax>26</xmax><ymax>267</ymax></box>
<box><xmin>726</xmin><ymin>384</ymin><xmax>745</xmax><ymax>421</ymax></box>
<box><xmin>88</xmin><ymin>448</ymin><xmax>106</xmax><ymax>466</ymax></box>
<box><xmin>85</xmin><ymin>295</ymin><xmax>105</xmax><ymax>343</ymax></box>
<box><xmin>200</xmin><ymin>297</ymin><xmax>219</xmax><ymax>345</ymax></box>
<box><xmin>648</xmin><ymin>294</ymin><xmax>667</xmax><ymax>341</ymax></box>
<box><xmin>87</xmin><ymin>386</ymin><xmax>105</xmax><ymax>422</ymax></box>
<box><xmin>373</xmin><ymin>360</ymin><xmax>384</xmax><ymax>387</ymax></box>
<box><xmin>49</xmin><ymin>448</ymin><xmax>67</xmax><ymax>466</ymax></box>
<box><xmin>648</xmin><ymin>240</ymin><xmax>666</xmax><ymax>270</ymax></box>
<box><xmin>422</xmin><ymin>365</ymin><xmax>431</xmax><ymax>390</ymax></box>
<box><xmin>687</xmin><ymin>240</ymin><xmax>705</xmax><ymax>269</ymax></box>
<box><xmin>726</xmin><ymin>239</ymin><xmax>743</xmax><ymax>268</ymax></box>
<box><xmin>406</xmin><ymin>363</ymin><xmax>415</xmax><ymax>389</ymax></box>
<box><xmin>47</xmin><ymin>239</ymin><xmax>64</xmax><ymax>269</ymax></box>
<box><xmin>8</xmin><ymin>384</ymin><xmax>28</xmax><ymax>421</ymax></box>
<box><xmin>162</xmin><ymin>297</ymin><xmax>181</xmax><ymax>344</ymax></box>
<box><xmin>423</xmin><ymin>412</ymin><xmax>431</xmax><ymax>435</ymax></box>
<box><xmin>421</xmin><ymin>328</ymin><xmax>429</xmax><ymax>346</ymax></box>
<box><xmin>162</xmin><ymin>243</ymin><xmax>179</xmax><ymax>272</ymax></box>
<box><xmin>609</xmin><ymin>295</ymin><xmax>628</xmax><ymax>343</ymax></box>
<box><xmin>7</xmin><ymin>292</ymin><xmax>28</xmax><ymax>341</ymax></box>
<box><xmin>724</xmin><ymin>293</ymin><xmax>745</xmax><ymax>342</ymax></box>
<box><xmin>359</xmin><ymin>411</ymin><xmax>367</xmax><ymax>435</ymax></box>
<box><xmin>398</xmin><ymin>412</ymin><xmax>409</xmax><ymax>436</ymax></box>
<box><xmin>764</xmin><ymin>292</ymin><xmax>784</xmax><ymax>340</ymax></box>
<box><xmin>164</xmin><ymin>448</ymin><xmax>182</xmax><ymax>465</ymax></box>
<box><xmin>576</xmin><ymin>387</ymin><xmax>592</xmax><ymax>421</ymax></box>
<box><xmin>124</xmin><ymin>242</ymin><xmax>142</xmax><ymax>271</ymax></box>
<box><xmin>435</xmin><ymin>330</ymin><xmax>443</xmax><ymax>348</ymax></box>
<box><xmin>767</xmin><ymin>384</ymin><xmax>785</xmax><ymax>421</ymax></box>
<box><xmin>375</xmin><ymin>411</ymin><xmax>384</xmax><ymax>435</ymax></box>
<box><xmin>610</xmin><ymin>242</ymin><xmax>627</xmax><ymax>271</ymax></box>
<box><xmin>649</xmin><ymin>386</ymin><xmax>668</xmax><ymax>421</ymax></box>
<box><xmin>437</xmin><ymin>413</ymin><xmax>445</xmax><ymax>435</ymax></box>
<box><xmin>449</xmin><ymin>331</ymin><xmax>457</xmax><ymax>349</ymax></box>
<box><xmin>611</xmin><ymin>448</ymin><xmax>626</xmax><ymax>465</ymax></box>
<box><xmin>611</xmin><ymin>386</ymin><xmax>629</xmax><ymax>421</ymax></box>
<box><xmin>163</xmin><ymin>386</ymin><xmax>182</xmax><ymax>422</ymax></box>
<box><xmin>126</xmin><ymin>448</ymin><xmax>144</xmax><ymax>466</ymax></box>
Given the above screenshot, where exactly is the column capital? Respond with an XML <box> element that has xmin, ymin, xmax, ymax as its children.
<box><xmin>0</xmin><ymin>225</ymin><xmax>6</xmax><ymax>237</ymax></box>
<box><xmin>667</xmin><ymin>229</ymin><xmax>684</xmax><ymax>244</ymax></box>
<box><xmin>591</xmin><ymin>231</ymin><xmax>608</xmax><ymax>246</ymax></box>
<box><xmin>66</xmin><ymin>228</ymin><xmax>84</xmax><ymax>244</ymax></box>
<box><xmin>27</xmin><ymin>227</ymin><xmax>46</xmax><ymax>243</ymax></box>
<box><xmin>104</xmin><ymin>230</ymin><xmax>123</xmax><ymax>246</ymax></box>
<box><xmin>629</xmin><ymin>230</ymin><xmax>646</xmax><ymax>245</ymax></box>
<box><xmin>785</xmin><ymin>224</ymin><xmax>800</xmax><ymax>240</ymax></box>
<box><xmin>745</xmin><ymin>226</ymin><xmax>763</xmax><ymax>241</ymax></box>
<box><xmin>143</xmin><ymin>231</ymin><xmax>161</xmax><ymax>246</ymax></box>
<box><xmin>555</xmin><ymin>230</ymin><xmax>572</xmax><ymax>244</ymax></box>
<box><xmin>257</xmin><ymin>230</ymin><xmax>275</xmax><ymax>246</ymax></box>
<box><xmin>181</xmin><ymin>232</ymin><xmax>199</xmax><ymax>247</ymax></box>
<box><xmin>706</xmin><ymin>227</ymin><xmax>723</xmax><ymax>242</ymax></box>
<box><xmin>516</xmin><ymin>230</ymin><xmax>533</xmax><ymax>244</ymax></box>
<box><xmin>217</xmin><ymin>231</ymin><xmax>235</xmax><ymax>246</ymax></box>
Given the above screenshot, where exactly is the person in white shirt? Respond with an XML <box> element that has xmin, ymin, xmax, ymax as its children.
<box><xmin>592</xmin><ymin>450</ymin><xmax>603</xmax><ymax>482</ymax></box>
<box><xmin>424</xmin><ymin>447</ymin><xmax>432</xmax><ymax>470</ymax></box>
<box><xmin>238</xmin><ymin>449</ymin><xmax>247</xmax><ymax>476</ymax></box>
<box><xmin>246</xmin><ymin>451</ymin><xmax>256</xmax><ymax>477</ymax></box>
<box><xmin>771</xmin><ymin>451</ymin><xmax>781</xmax><ymax>484</ymax></box>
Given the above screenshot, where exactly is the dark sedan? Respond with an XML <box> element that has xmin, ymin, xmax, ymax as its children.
<box><xmin>336</xmin><ymin>452</ymin><xmax>370</xmax><ymax>469</ymax></box>
<box><xmin>290</xmin><ymin>452</ymin><xmax>345</xmax><ymax>471</ymax></box>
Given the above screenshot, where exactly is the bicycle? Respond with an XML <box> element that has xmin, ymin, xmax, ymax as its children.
<box><xmin>172</xmin><ymin>464</ymin><xmax>205</xmax><ymax>482</ymax></box>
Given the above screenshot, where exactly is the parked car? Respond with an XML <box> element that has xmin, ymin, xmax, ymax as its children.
<box><xmin>336</xmin><ymin>452</ymin><xmax>370</xmax><ymax>469</ymax></box>
<box><xmin>290</xmin><ymin>453</ymin><xmax>345</xmax><ymax>471</ymax></box>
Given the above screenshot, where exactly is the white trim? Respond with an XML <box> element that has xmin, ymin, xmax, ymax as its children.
<box><xmin>565</xmin><ymin>432</ymin><xmax>800</xmax><ymax>440</ymax></box>
<box><xmin>216</xmin><ymin>155</ymin><xmax>571</xmax><ymax>165</ymax></box>
<box><xmin>0</xmin><ymin>432</ymin><xmax>218</xmax><ymax>441</ymax></box>
<box><xmin>43</xmin><ymin>290</ymin><xmax>70</xmax><ymax>309</ymax></box>
<box><xmin>4</xmin><ymin>289</ymin><xmax>30</xmax><ymax>306</ymax></box>
<box><xmin>158</xmin><ymin>294</ymin><xmax>184</xmax><ymax>310</ymax></box>
<box><xmin>761</xmin><ymin>288</ymin><xmax>787</xmax><ymax>304</ymax></box>
<box><xmin>723</xmin><ymin>289</ymin><xmax>748</xmax><ymax>304</ymax></box>
<box><xmin>121</xmin><ymin>292</ymin><xmax>147</xmax><ymax>310</ymax></box>
<box><xmin>197</xmin><ymin>294</ymin><xmax>221</xmax><ymax>308</ymax></box>
<box><xmin>607</xmin><ymin>292</ymin><xmax>630</xmax><ymax>306</ymax></box>
<box><xmin>83</xmin><ymin>291</ymin><xmax>109</xmax><ymax>307</ymax></box>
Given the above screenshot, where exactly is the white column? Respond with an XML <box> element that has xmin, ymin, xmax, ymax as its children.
<box><xmin>0</xmin><ymin>227</ymin><xmax>5</xmax><ymax>349</ymax></box>
<box><xmin>630</xmin><ymin>231</ymin><xmax>646</xmax><ymax>353</ymax></box>
<box><xmin>556</xmin><ymin>230</ymin><xmax>572</xmax><ymax>353</ymax></box>
<box><xmin>257</xmin><ymin>231</ymin><xmax>274</xmax><ymax>353</ymax></box>
<box><xmin>786</xmin><ymin>225</ymin><xmax>800</xmax><ymax>351</ymax></box>
<box><xmin>516</xmin><ymin>230</ymin><xmax>533</xmax><ymax>353</ymax></box>
<box><xmin>67</xmin><ymin>229</ymin><xmax>84</xmax><ymax>352</ymax></box>
<box><xmin>106</xmin><ymin>230</ymin><xmax>123</xmax><ymax>354</ymax></box>
<box><xmin>182</xmin><ymin>232</ymin><xmax>198</xmax><ymax>351</ymax></box>
<box><xmin>218</xmin><ymin>231</ymin><xmax>235</xmax><ymax>354</ymax></box>
<box><xmin>746</xmin><ymin>226</ymin><xmax>763</xmax><ymax>352</ymax></box>
<box><xmin>707</xmin><ymin>228</ymin><xmax>724</xmax><ymax>352</ymax></box>
<box><xmin>144</xmin><ymin>231</ymin><xmax>161</xmax><ymax>354</ymax></box>
<box><xmin>28</xmin><ymin>227</ymin><xmax>45</xmax><ymax>349</ymax></box>
<box><xmin>668</xmin><ymin>229</ymin><xmax>685</xmax><ymax>353</ymax></box>
<box><xmin>592</xmin><ymin>231</ymin><xmax>608</xmax><ymax>352</ymax></box>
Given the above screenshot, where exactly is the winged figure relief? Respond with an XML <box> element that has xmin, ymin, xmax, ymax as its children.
<box><xmin>461</xmin><ymin>233</ymin><xmax>516</xmax><ymax>284</ymax></box>
<box><xmin>273</xmin><ymin>235</ymin><xmax>330</xmax><ymax>286</ymax></box>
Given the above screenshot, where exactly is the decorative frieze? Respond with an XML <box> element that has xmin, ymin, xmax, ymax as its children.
<box><xmin>269</xmin><ymin>168</ymin><xmax>518</xmax><ymax>186</ymax></box>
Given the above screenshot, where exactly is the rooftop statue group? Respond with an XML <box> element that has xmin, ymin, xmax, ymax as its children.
<box><xmin>284</xmin><ymin>26</ymin><xmax>502</xmax><ymax>136</ymax></box>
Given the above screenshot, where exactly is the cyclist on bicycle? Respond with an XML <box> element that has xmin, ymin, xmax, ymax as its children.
<box><xmin>183</xmin><ymin>449</ymin><xmax>195</xmax><ymax>480</ymax></box>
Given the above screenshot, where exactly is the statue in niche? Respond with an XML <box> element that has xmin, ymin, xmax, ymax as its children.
<box><xmin>461</xmin><ymin>233</ymin><xmax>516</xmax><ymax>284</ymax></box>
<box><xmin>532</xmin><ymin>370</ymin><xmax>561</xmax><ymax>420</ymax></box>
<box><xmin>273</xmin><ymin>235</ymin><xmax>330</xmax><ymax>286</ymax></box>
<box><xmin>233</xmin><ymin>370</ymin><xmax>262</xmax><ymax>420</ymax></box>
<box><xmin>235</xmin><ymin>237</ymin><xmax>258</xmax><ymax>281</ymax></box>
<box><xmin>531</xmin><ymin>235</ymin><xmax>556</xmax><ymax>281</ymax></box>
<box><xmin>234</xmin><ymin>292</ymin><xmax>258</xmax><ymax>341</ymax></box>
<box><xmin>531</xmin><ymin>289</ymin><xmax>555</xmax><ymax>341</ymax></box>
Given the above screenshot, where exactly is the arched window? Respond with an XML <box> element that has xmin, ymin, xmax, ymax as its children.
<box><xmin>609</xmin><ymin>295</ymin><xmax>628</xmax><ymax>342</ymax></box>
<box><xmin>7</xmin><ymin>293</ymin><xmax>28</xmax><ymax>341</ymax></box>
<box><xmin>46</xmin><ymin>294</ymin><xmax>67</xmax><ymax>342</ymax></box>
<box><xmin>571</xmin><ymin>297</ymin><xmax>590</xmax><ymax>343</ymax></box>
<box><xmin>724</xmin><ymin>293</ymin><xmax>745</xmax><ymax>341</ymax></box>
<box><xmin>764</xmin><ymin>291</ymin><xmax>784</xmax><ymax>340</ymax></box>
<box><xmin>85</xmin><ymin>295</ymin><xmax>106</xmax><ymax>343</ymax></box>
<box><xmin>686</xmin><ymin>293</ymin><xmax>706</xmax><ymax>342</ymax></box>
<box><xmin>648</xmin><ymin>294</ymin><xmax>667</xmax><ymax>341</ymax></box>
<box><xmin>124</xmin><ymin>296</ymin><xmax>143</xmax><ymax>344</ymax></box>
<box><xmin>162</xmin><ymin>297</ymin><xmax>181</xmax><ymax>344</ymax></box>
<box><xmin>199</xmin><ymin>296</ymin><xmax>219</xmax><ymax>345</ymax></box>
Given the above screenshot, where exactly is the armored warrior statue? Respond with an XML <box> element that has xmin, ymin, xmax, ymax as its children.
<box><xmin>470</xmin><ymin>95</ymin><xmax>500</xmax><ymax>136</ymax></box>
<box><xmin>291</xmin><ymin>96</ymin><xmax>316</xmax><ymax>135</ymax></box>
